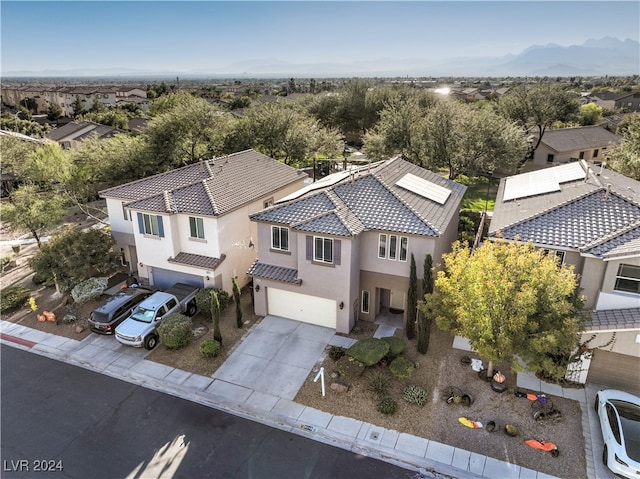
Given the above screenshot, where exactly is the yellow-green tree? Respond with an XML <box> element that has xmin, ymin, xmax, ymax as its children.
<box><xmin>426</xmin><ymin>240</ymin><xmax>584</xmax><ymax>381</ymax></box>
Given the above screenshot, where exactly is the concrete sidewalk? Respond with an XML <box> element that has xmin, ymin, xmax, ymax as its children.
<box><xmin>0</xmin><ymin>317</ymin><xmax>575</xmax><ymax>479</ymax></box>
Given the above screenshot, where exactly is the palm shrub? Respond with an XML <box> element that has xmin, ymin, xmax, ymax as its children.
<box><xmin>0</xmin><ymin>286</ymin><xmax>31</xmax><ymax>313</ymax></box>
<box><xmin>158</xmin><ymin>314</ymin><xmax>193</xmax><ymax>350</ymax></box>
<box><xmin>389</xmin><ymin>356</ymin><xmax>414</xmax><ymax>380</ymax></box>
<box><xmin>328</xmin><ymin>345</ymin><xmax>345</xmax><ymax>361</ymax></box>
<box><xmin>200</xmin><ymin>339</ymin><xmax>221</xmax><ymax>358</ymax></box>
<box><xmin>232</xmin><ymin>277</ymin><xmax>242</xmax><ymax>328</ymax></box>
<box><xmin>209</xmin><ymin>289</ymin><xmax>222</xmax><ymax>344</ymax></box>
<box><xmin>367</xmin><ymin>371</ymin><xmax>390</xmax><ymax>397</ymax></box>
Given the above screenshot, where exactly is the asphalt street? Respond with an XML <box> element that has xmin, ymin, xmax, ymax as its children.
<box><xmin>1</xmin><ymin>346</ymin><xmax>417</xmax><ymax>479</ymax></box>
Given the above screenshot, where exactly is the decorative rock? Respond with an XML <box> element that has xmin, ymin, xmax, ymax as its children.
<box><xmin>330</xmin><ymin>371</ymin><xmax>339</xmax><ymax>379</ymax></box>
<box><xmin>330</xmin><ymin>382</ymin><xmax>349</xmax><ymax>393</ymax></box>
<box><xmin>75</xmin><ymin>324</ymin><xmax>86</xmax><ymax>334</ymax></box>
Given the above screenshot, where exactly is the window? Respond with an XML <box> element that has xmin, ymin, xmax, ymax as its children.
<box><xmin>614</xmin><ymin>264</ymin><xmax>640</xmax><ymax>294</ymax></box>
<box><xmin>361</xmin><ymin>290</ymin><xmax>370</xmax><ymax>314</ymax></box>
<box><xmin>189</xmin><ymin>217</ymin><xmax>205</xmax><ymax>239</ymax></box>
<box><xmin>314</xmin><ymin>236</ymin><xmax>333</xmax><ymax>263</ymax></box>
<box><xmin>547</xmin><ymin>154</ymin><xmax>554</xmax><ymax>163</ymax></box>
<box><xmin>138</xmin><ymin>213</ymin><xmax>164</xmax><ymax>237</ymax></box>
<box><xmin>593</xmin><ymin>149</ymin><xmax>599</xmax><ymax>158</ymax></box>
<box><xmin>579</xmin><ymin>151</ymin><xmax>585</xmax><ymax>160</ymax></box>
<box><xmin>389</xmin><ymin>235</ymin><xmax>398</xmax><ymax>260</ymax></box>
<box><xmin>264</xmin><ymin>198</ymin><xmax>274</xmax><ymax>208</ymax></box>
<box><xmin>271</xmin><ymin>226</ymin><xmax>289</xmax><ymax>251</ymax></box>
<box><xmin>399</xmin><ymin>237</ymin><xmax>408</xmax><ymax>262</ymax></box>
<box><xmin>378</xmin><ymin>234</ymin><xmax>387</xmax><ymax>259</ymax></box>
<box><xmin>121</xmin><ymin>202</ymin><xmax>128</xmax><ymax>221</ymax></box>
<box><xmin>543</xmin><ymin>249</ymin><xmax>565</xmax><ymax>265</ymax></box>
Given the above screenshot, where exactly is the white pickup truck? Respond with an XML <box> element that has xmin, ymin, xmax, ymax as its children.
<box><xmin>115</xmin><ymin>283</ymin><xmax>199</xmax><ymax>350</ymax></box>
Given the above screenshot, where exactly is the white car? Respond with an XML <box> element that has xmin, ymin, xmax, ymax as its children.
<box><xmin>595</xmin><ymin>389</ymin><xmax>640</xmax><ymax>479</ymax></box>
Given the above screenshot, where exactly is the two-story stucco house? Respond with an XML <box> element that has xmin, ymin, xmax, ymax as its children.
<box><xmin>528</xmin><ymin>125</ymin><xmax>621</xmax><ymax>169</ymax></box>
<box><xmin>247</xmin><ymin>156</ymin><xmax>466</xmax><ymax>334</ymax></box>
<box><xmin>99</xmin><ymin>149</ymin><xmax>307</xmax><ymax>293</ymax></box>
<box><xmin>489</xmin><ymin>160</ymin><xmax>640</xmax><ymax>393</ymax></box>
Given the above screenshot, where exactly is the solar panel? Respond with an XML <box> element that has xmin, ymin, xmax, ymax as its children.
<box><xmin>396</xmin><ymin>173</ymin><xmax>451</xmax><ymax>205</ymax></box>
<box><xmin>554</xmin><ymin>161</ymin><xmax>587</xmax><ymax>184</ymax></box>
<box><xmin>503</xmin><ymin>162</ymin><xmax>587</xmax><ymax>202</ymax></box>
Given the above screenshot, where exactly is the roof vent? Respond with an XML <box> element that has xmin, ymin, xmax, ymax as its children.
<box><xmin>604</xmin><ymin>183</ymin><xmax>612</xmax><ymax>200</ymax></box>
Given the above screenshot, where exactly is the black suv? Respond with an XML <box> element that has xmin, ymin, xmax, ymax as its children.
<box><xmin>88</xmin><ymin>287</ymin><xmax>155</xmax><ymax>334</ymax></box>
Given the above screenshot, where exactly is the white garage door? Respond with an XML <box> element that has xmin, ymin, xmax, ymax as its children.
<box><xmin>267</xmin><ymin>288</ymin><xmax>336</xmax><ymax>329</ymax></box>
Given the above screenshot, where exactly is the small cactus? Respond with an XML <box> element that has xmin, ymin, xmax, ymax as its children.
<box><xmin>402</xmin><ymin>384</ymin><xmax>427</xmax><ymax>406</ymax></box>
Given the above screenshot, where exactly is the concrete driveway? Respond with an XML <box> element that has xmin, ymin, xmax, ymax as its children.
<box><xmin>212</xmin><ymin>316</ymin><xmax>336</xmax><ymax>400</ymax></box>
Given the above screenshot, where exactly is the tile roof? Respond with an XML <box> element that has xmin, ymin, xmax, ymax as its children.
<box><xmin>168</xmin><ymin>252</ymin><xmax>226</xmax><ymax>271</ymax></box>
<box><xmin>247</xmin><ymin>261</ymin><xmax>301</xmax><ymax>284</ymax></box>
<box><xmin>100</xmin><ymin>149</ymin><xmax>306</xmax><ymax>216</ymax></box>
<box><xmin>536</xmin><ymin>126</ymin><xmax>620</xmax><ymax>152</ymax></box>
<box><xmin>46</xmin><ymin>121</ymin><xmax>119</xmax><ymax>142</ymax></box>
<box><xmin>490</xmin><ymin>163</ymin><xmax>640</xmax><ymax>258</ymax></box>
<box><xmin>251</xmin><ymin>157</ymin><xmax>465</xmax><ymax>238</ymax></box>
<box><xmin>583</xmin><ymin>308</ymin><xmax>640</xmax><ymax>332</ymax></box>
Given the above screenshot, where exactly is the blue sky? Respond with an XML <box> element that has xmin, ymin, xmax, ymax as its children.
<box><xmin>1</xmin><ymin>1</ymin><xmax>639</xmax><ymax>74</ymax></box>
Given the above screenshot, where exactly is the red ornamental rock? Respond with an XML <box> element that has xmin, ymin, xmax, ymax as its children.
<box><xmin>330</xmin><ymin>382</ymin><xmax>349</xmax><ymax>393</ymax></box>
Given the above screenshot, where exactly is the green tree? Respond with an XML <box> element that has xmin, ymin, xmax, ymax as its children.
<box><xmin>417</xmin><ymin>253</ymin><xmax>433</xmax><ymax>354</ymax></box>
<box><xmin>2</xmin><ymin>185</ymin><xmax>67</xmax><ymax>247</ymax></box>
<box><xmin>47</xmin><ymin>103</ymin><xmax>63</xmax><ymax>121</ymax></box>
<box><xmin>427</xmin><ymin>240</ymin><xmax>584</xmax><ymax>380</ymax></box>
<box><xmin>578</xmin><ymin>103</ymin><xmax>603</xmax><ymax>126</ymax></box>
<box><xmin>406</xmin><ymin>253</ymin><xmax>417</xmax><ymax>340</ymax></box>
<box><xmin>607</xmin><ymin>114</ymin><xmax>640</xmax><ymax>180</ymax></box>
<box><xmin>29</xmin><ymin>226</ymin><xmax>119</xmax><ymax>293</ymax></box>
<box><xmin>71</xmin><ymin>95</ymin><xmax>85</xmax><ymax>118</ymax></box>
<box><xmin>423</xmin><ymin>99</ymin><xmax>527</xmax><ymax>179</ymax></box>
<box><xmin>232</xmin><ymin>277</ymin><xmax>242</xmax><ymax>328</ymax></box>
<box><xmin>498</xmin><ymin>85</ymin><xmax>580</xmax><ymax>162</ymax></box>
<box><xmin>143</xmin><ymin>92</ymin><xmax>231</xmax><ymax>168</ymax></box>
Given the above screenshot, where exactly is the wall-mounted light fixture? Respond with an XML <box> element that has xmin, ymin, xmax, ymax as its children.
<box><xmin>339</xmin><ymin>301</ymin><xmax>344</xmax><ymax>310</ymax></box>
<box><xmin>255</xmin><ymin>284</ymin><xmax>260</xmax><ymax>292</ymax></box>
<box><xmin>205</xmin><ymin>276</ymin><xmax>210</xmax><ymax>281</ymax></box>
<box><xmin>139</xmin><ymin>262</ymin><xmax>143</xmax><ymax>268</ymax></box>
<box><xmin>248</xmin><ymin>239</ymin><xmax>254</xmax><ymax>248</ymax></box>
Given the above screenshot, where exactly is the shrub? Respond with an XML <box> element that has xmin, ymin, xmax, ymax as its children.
<box><xmin>196</xmin><ymin>288</ymin><xmax>230</xmax><ymax>314</ymax></box>
<box><xmin>0</xmin><ymin>286</ymin><xmax>31</xmax><ymax>313</ymax></box>
<box><xmin>158</xmin><ymin>314</ymin><xmax>193</xmax><ymax>350</ymax></box>
<box><xmin>389</xmin><ymin>356</ymin><xmax>414</xmax><ymax>380</ymax></box>
<box><xmin>336</xmin><ymin>354</ymin><xmax>366</xmax><ymax>379</ymax></box>
<box><xmin>32</xmin><ymin>271</ymin><xmax>51</xmax><ymax>286</ymax></box>
<box><xmin>200</xmin><ymin>339</ymin><xmax>221</xmax><ymax>358</ymax></box>
<box><xmin>1</xmin><ymin>257</ymin><xmax>12</xmax><ymax>273</ymax></box>
<box><xmin>402</xmin><ymin>385</ymin><xmax>428</xmax><ymax>406</ymax></box>
<box><xmin>367</xmin><ymin>371</ymin><xmax>390</xmax><ymax>397</ymax></box>
<box><xmin>328</xmin><ymin>345</ymin><xmax>345</xmax><ymax>361</ymax></box>
<box><xmin>346</xmin><ymin>338</ymin><xmax>389</xmax><ymax>366</ymax></box>
<box><xmin>71</xmin><ymin>277</ymin><xmax>108</xmax><ymax>303</ymax></box>
<box><xmin>381</xmin><ymin>336</ymin><xmax>407</xmax><ymax>359</ymax></box>
<box><xmin>377</xmin><ymin>397</ymin><xmax>398</xmax><ymax>415</ymax></box>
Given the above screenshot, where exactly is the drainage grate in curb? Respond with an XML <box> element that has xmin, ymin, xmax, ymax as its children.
<box><xmin>300</xmin><ymin>424</ymin><xmax>317</xmax><ymax>433</ymax></box>
<box><xmin>369</xmin><ymin>432</ymin><xmax>380</xmax><ymax>440</ymax></box>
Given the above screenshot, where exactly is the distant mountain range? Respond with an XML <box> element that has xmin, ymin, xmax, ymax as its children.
<box><xmin>3</xmin><ymin>37</ymin><xmax>639</xmax><ymax>78</ymax></box>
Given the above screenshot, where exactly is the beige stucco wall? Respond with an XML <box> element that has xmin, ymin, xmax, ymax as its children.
<box><xmin>358</xmin><ymin>270</ymin><xmax>410</xmax><ymax>323</ymax></box>
<box><xmin>579</xmin><ymin>257</ymin><xmax>607</xmax><ymax>309</ymax></box>
<box><xmin>581</xmin><ymin>330</ymin><xmax>640</xmax><ymax>357</ymax></box>
<box><xmin>531</xmin><ymin>143</ymin><xmax>610</xmax><ymax>168</ymax></box>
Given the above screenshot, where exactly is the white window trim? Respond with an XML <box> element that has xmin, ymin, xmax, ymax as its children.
<box><xmin>614</xmin><ymin>264</ymin><xmax>640</xmax><ymax>294</ymax></box>
<box><xmin>399</xmin><ymin>237</ymin><xmax>408</xmax><ymax>262</ymax></box>
<box><xmin>361</xmin><ymin>290</ymin><xmax>370</xmax><ymax>314</ymax></box>
<box><xmin>142</xmin><ymin>213</ymin><xmax>159</xmax><ymax>236</ymax></box>
<box><xmin>543</xmin><ymin>249</ymin><xmax>565</xmax><ymax>265</ymax></box>
<box><xmin>388</xmin><ymin>235</ymin><xmax>398</xmax><ymax>260</ymax></box>
<box><xmin>313</xmin><ymin>236</ymin><xmax>333</xmax><ymax>264</ymax></box>
<box><xmin>271</xmin><ymin>225</ymin><xmax>289</xmax><ymax>251</ymax></box>
<box><xmin>378</xmin><ymin>234</ymin><xmax>387</xmax><ymax>259</ymax></box>
<box><xmin>189</xmin><ymin>216</ymin><xmax>205</xmax><ymax>240</ymax></box>
<box><xmin>121</xmin><ymin>202</ymin><xmax>128</xmax><ymax>221</ymax></box>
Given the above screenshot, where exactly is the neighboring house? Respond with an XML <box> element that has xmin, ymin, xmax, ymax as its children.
<box><xmin>529</xmin><ymin>125</ymin><xmax>621</xmax><ymax>168</ymax></box>
<box><xmin>590</xmin><ymin>90</ymin><xmax>640</xmax><ymax>112</ymax></box>
<box><xmin>46</xmin><ymin>121</ymin><xmax>122</xmax><ymax>149</ymax></box>
<box><xmin>99</xmin><ymin>149</ymin><xmax>307</xmax><ymax>293</ymax></box>
<box><xmin>488</xmin><ymin>160</ymin><xmax>640</xmax><ymax>392</ymax></box>
<box><xmin>248</xmin><ymin>157</ymin><xmax>466</xmax><ymax>334</ymax></box>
